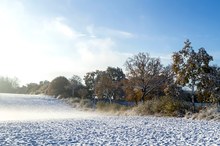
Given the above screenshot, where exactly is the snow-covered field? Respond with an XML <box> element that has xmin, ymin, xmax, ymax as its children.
<box><xmin>0</xmin><ymin>93</ymin><xmax>219</xmax><ymax>145</ymax></box>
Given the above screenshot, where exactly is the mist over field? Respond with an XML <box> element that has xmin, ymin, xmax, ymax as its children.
<box><xmin>0</xmin><ymin>93</ymin><xmax>98</xmax><ymax>122</ymax></box>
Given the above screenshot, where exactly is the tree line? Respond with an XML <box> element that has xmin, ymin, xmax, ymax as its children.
<box><xmin>1</xmin><ymin>40</ymin><xmax>220</xmax><ymax>109</ymax></box>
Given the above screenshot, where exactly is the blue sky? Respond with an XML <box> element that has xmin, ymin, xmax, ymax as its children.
<box><xmin>0</xmin><ymin>0</ymin><xmax>220</xmax><ymax>85</ymax></box>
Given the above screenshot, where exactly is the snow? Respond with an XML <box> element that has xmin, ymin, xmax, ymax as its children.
<box><xmin>0</xmin><ymin>117</ymin><xmax>219</xmax><ymax>145</ymax></box>
<box><xmin>0</xmin><ymin>93</ymin><xmax>219</xmax><ymax>145</ymax></box>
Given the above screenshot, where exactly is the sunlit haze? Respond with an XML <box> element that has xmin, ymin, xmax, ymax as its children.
<box><xmin>0</xmin><ymin>0</ymin><xmax>220</xmax><ymax>85</ymax></box>
<box><xmin>0</xmin><ymin>93</ymin><xmax>99</xmax><ymax>121</ymax></box>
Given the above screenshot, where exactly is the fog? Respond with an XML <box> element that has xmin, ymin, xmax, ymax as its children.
<box><xmin>0</xmin><ymin>93</ymin><xmax>97</xmax><ymax>122</ymax></box>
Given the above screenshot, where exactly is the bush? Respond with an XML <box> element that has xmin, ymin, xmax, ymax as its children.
<box><xmin>71</xmin><ymin>98</ymin><xmax>81</xmax><ymax>103</ymax></box>
<box><xmin>62</xmin><ymin>97</ymin><xmax>94</xmax><ymax>109</ymax></box>
<box><xmin>96</xmin><ymin>101</ymin><xmax>130</xmax><ymax>113</ymax></box>
<box><xmin>62</xmin><ymin>97</ymin><xmax>81</xmax><ymax>108</ymax></box>
<box><xmin>133</xmin><ymin>101</ymin><xmax>154</xmax><ymax>115</ymax></box>
<box><xmin>79</xmin><ymin>99</ymin><xmax>93</xmax><ymax>109</ymax></box>
<box><xmin>133</xmin><ymin>96</ymin><xmax>190</xmax><ymax>116</ymax></box>
<box><xmin>67</xmin><ymin>97</ymin><xmax>81</xmax><ymax>104</ymax></box>
<box><xmin>185</xmin><ymin>106</ymin><xmax>220</xmax><ymax>121</ymax></box>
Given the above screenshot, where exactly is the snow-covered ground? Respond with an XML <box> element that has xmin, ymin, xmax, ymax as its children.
<box><xmin>0</xmin><ymin>93</ymin><xmax>219</xmax><ymax>145</ymax></box>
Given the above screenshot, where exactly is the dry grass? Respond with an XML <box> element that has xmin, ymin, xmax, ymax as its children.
<box><xmin>62</xmin><ymin>97</ymin><xmax>94</xmax><ymax>109</ymax></box>
<box><xmin>96</xmin><ymin>102</ymin><xmax>131</xmax><ymax>115</ymax></box>
<box><xmin>185</xmin><ymin>106</ymin><xmax>220</xmax><ymax>121</ymax></box>
<box><xmin>61</xmin><ymin>97</ymin><xmax>220</xmax><ymax>121</ymax></box>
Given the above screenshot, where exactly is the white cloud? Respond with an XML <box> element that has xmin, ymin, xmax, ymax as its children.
<box><xmin>86</xmin><ymin>25</ymin><xmax>97</xmax><ymax>38</ymax></box>
<box><xmin>76</xmin><ymin>38</ymin><xmax>121</xmax><ymax>66</ymax></box>
<box><xmin>102</xmin><ymin>28</ymin><xmax>135</xmax><ymax>39</ymax></box>
<box><xmin>43</xmin><ymin>17</ymin><xmax>86</xmax><ymax>39</ymax></box>
<box><xmin>86</xmin><ymin>25</ymin><xmax>135</xmax><ymax>39</ymax></box>
<box><xmin>0</xmin><ymin>1</ymin><xmax>131</xmax><ymax>85</ymax></box>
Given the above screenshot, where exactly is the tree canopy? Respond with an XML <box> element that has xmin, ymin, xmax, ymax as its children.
<box><xmin>172</xmin><ymin>39</ymin><xmax>213</xmax><ymax>110</ymax></box>
<box><xmin>124</xmin><ymin>52</ymin><xmax>164</xmax><ymax>103</ymax></box>
<box><xmin>47</xmin><ymin>76</ymin><xmax>71</xmax><ymax>97</ymax></box>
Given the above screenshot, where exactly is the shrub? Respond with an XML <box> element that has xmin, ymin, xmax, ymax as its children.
<box><xmin>71</xmin><ymin>97</ymin><xmax>81</xmax><ymax>103</ymax></box>
<box><xmin>185</xmin><ymin>106</ymin><xmax>220</xmax><ymax>121</ymax></box>
<box><xmin>133</xmin><ymin>101</ymin><xmax>155</xmax><ymax>115</ymax></box>
<box><xmin>133</xmin><ymin>96</ymin><xmax>190</xmax><ymax>116</ymax></box>
<box><xmin>79</xmin><ymin>99</ymin><xmax>93</xmax><ymax>108</ymax></box>
<box><xmin>96</xmin><ymin>101</ymin><xmax>129</xmax><ymax>113</ymax></box>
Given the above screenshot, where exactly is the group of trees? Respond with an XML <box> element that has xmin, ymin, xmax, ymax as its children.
<box><xmin>0</xmin><ymin>77</ymin><xmax>19</xmax><ymax>93</ymax></box>
<box><xmin>84</xmin><ymin>67</ymin><xmax>125</xmax><ymax>103</ymax></box>
<box><xmin>0</xmin><ymin>79</ymin><xmax>50</xmax><ymax>94</ymax></box>
<box><xmin>48</xmin><ymin>40</ymin><xmax>220</xmax><ymax>109</ymax></box>
<box><xmin>1</xmin><ymin>40</ymin><xmax>220</xmax><ymax>109</ymax></box>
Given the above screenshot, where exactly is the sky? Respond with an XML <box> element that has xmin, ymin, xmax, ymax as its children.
<box><xmin>0</xmin><ymin>0</ymin><xmax>220</xmax><ymax>85</ymax></box>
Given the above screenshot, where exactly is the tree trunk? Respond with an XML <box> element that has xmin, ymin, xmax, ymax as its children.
<box><xmin>141</xmin><ymin>93</ymin><xmax>145</xmax><ymax>103</ymax></box>
<box><xmin>217</xmin><ymin>97</ymin><xmax>220</xmax><ymax>107</ymax></box>
<box><xmin>135</xmin><ymin>98</ymin><xmax>138</xmax><ymax>105</ymax></box>
<box><xmin>141</xmin><ymin>88</ymin><xmax>146</xmax><ymax>104</ymax></box>
<box><xmin>108</xmin><ymin>93</ymin><xmax>112</xmax><ymax>104</ymax></box>
<box><xmin>192</xmin><ymin>81</ymin><xmax>195</xmax><ymax>112</ymax></box>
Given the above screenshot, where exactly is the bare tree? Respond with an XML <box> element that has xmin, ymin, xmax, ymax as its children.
<box><xmin>69</xmin><ymin>75</ymin><xmax>82</xmax><ymax>96</ymax></box>
<box><xmin>124</xmin><ymin>52</ymin><xmax>164</xmax><ymax>103</ymax></box>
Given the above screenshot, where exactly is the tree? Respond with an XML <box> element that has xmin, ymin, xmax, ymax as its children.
<box><xmin>77</xmin><ymin>88</ymin><xmax>88</xmax><ymax>99</ymax></box>
<box><xmin>211</xmin><ymin>66</ymin><xmax>220</xmax><ymax>106</ymax></box>
<box><xmin>0</xmin><ymin>76</ymin><xmax>19</xmax><ymax>93</ymax></box>
<box><xmin>124</xmin><ymin>52</ymin><xmax>164</xmax><ymax>103</ymax></box>
<box><xmin>47</xmin><ymin>76</ymin><xmax>71</xmax><ymax>98</ymax></box>
<box><xmin>69</xmin><ymin>75</ymin><xmax>83</xmax><ymax>97</ymax></box>
<box><xmin>199</xmin><ymin>66</ymin><xmax>220</xmax><ymax>106</ymax></box>
<box><xmin>84</xmin><ymin>71</ymin><xmax>101</xmax><ymax>98</ymax></box>
<box><xmin>162</xmin><ymin>65</ymin><xmax>182</xmax><ymax>98</ymax></box>
<box><xmin>123</xmin><ymin>79</ymin><xmax>142</xmax><ymax>105</ymax></box>
<box><xmin>38</xmin><ymin>80</ymin><xmax>50</xmax><ymax>94</ymax></box>
<box><xmin>106</xmin><ymin>67</ymin><xmax>125</xmax><ymax>82</ymax></box>
<box><xmin>26</xmin><ymin>83</ymin><xmax>39</xmax><ymax>94</ymax></box>
<box><xmin>105</xmin><ymin>67</ymin><xmax>126</xmax><ymax>100</ymax></box>
<box><xmin>172</xmin><ymin>39</ymin><xmax>213</xmax><ymax>111</ymax></box>
<box><xmin>95</xmin><ymin>67</ymin><xmax>125</xmax><ymax>103</ymax></box>
<box><xmin>95</xmin><ymin>71</ymin><xmax>115</xmax><ymax>103</ymax></box>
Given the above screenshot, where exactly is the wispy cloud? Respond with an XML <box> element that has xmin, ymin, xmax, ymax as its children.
<box><xmin>102</xmin><ymin>28</ymin><xmax>135</xmax><ymax>39</ymax></box>
<box><xmin>43</xmin><ymin>17</ymin><xmax>86</xmax><ymax>39</ymax></box>
<box><xmin>86</xmin><ymin>25</ymin><xmax>135</xmax><ymax>39</ymax></box>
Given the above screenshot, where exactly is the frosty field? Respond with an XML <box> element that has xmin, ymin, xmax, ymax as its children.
<box><xmin>0</xmin><ymin>116</ymin><xmax>220</xmax><ymax>145</ymax></box>
<box><xmin>0</xmin><ymin>94</ymin><xmax>219</xmax><ymax>145</ymax></box>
